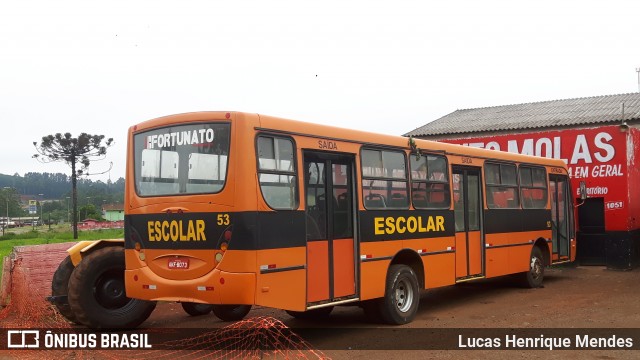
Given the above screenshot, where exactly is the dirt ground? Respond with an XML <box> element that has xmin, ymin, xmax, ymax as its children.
<box><xmin>140</xmin><ymin>265</ymin><xmax>640</xmax><ymax>359</ymax></box>
<box><xmin>2</xmin><ymin>242</ymin><xmax>639</xmax><ymax>359</ymax></box>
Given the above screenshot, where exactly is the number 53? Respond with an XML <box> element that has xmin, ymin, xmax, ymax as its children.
<box><xmin>217</xmin><ymin>213</ymin><xmax>230</xmax><ymax>226</ymax></box>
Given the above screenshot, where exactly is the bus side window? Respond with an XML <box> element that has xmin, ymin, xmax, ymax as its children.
<box><xmin>257</xmin><ymin>135</ymin><xmax>298</xmax><ymax>210</ymax></box>
<box><xmin>410</xmin><ymin>154</ymin><xmax>451</xmax><ymax>209</ymax></box>
<box><xmin>519</xmin><ymin>165</ymin><xmax>548</xmax><ymax>209</ymax></box>
<box><xmin>361</xmin><ymin>149</ymin><xmax>409</xmax><ymax>209</ymax></box>
<box><xmin>485</xmin><ymin>162</ymin><xmax>519</xmax><ymax>209</ymax></box>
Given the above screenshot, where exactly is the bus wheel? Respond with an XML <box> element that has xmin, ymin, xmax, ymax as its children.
<box><xmin>521</xmin><ymin>247</ymin><xmax>545</xmax><ymax>288</ymax></box>
<box><xmin>50</xmin><ymin>256</ymin><xmax>79</xmax><ymax>324</ymax></box>
<box><xmin>286</xmin><ymin>306</ymin><xmax>333</xmax><ymax>320</ymax></box>
<box><xmin>67</xmin><ymin>247</ymin><xmax>157</xmax><ymax>329</ymax></box>
<box><xmin>212</xmin><ymin>304</ymin><xmax>252</xmax><ymax>321</ymax></box>
<box><xmin>379</xmin><ymin>265</ymin><xmax>420</xmax><ymax>325</ymax></box>
<box><xmin>182</xmin><ymin>302</ymin><xmax>214</xmax><ymax>316</ymax></box>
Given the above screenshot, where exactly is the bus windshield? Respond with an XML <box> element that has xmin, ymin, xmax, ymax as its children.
<box><xmin>133</xmin><ymin>122</ymin><xmax>231</xmax><ymax>196</ymax></box>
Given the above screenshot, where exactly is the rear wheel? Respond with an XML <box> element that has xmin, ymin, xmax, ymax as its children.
<box><xmin>212</xmin><ymin>304</ymin><xmax>252</xmax><ymax>321</ymax></box>
<box><xmin>67</xmin><ymin>247</ymin><xmax>157</xmax><ymax>329</ymax></box>
<box><xmin>286</xmin><ymin>306</ymin><xmax>333</xmax><ymax>320</ymax></box>
<box><xmin>50</xmin><ymin>256</ymin><xmax>79</xmax><ymax>324</ymax></box>
<box><xmin>379</xmin><ymin>264</ymin><xmax>420</xmax><ymax>325</ymax></box>
<box><xmin>182</xmin><ymin>302</ymin><xmax>214</xmax><ymax>316</ymax></box>
<box><xmin>521</xmin><ymin>246</ymin><xmax>545</xmax><ymax>288</ymax></box>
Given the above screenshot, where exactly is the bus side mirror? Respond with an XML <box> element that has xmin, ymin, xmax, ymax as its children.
<box><xmin>579</xmin><ymin>181</ymin><xmax>587</xmax><ymax>201</ymax></box>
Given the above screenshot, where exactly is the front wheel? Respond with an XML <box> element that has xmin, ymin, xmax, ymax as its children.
<box><xmin>67</xmin><ymin>247</ymin><xmax>157</xmax><ymax>329</ymax></box>
<box><xmin>520</xmin><ymin>246</ymin><xmax>545</xmax><ymax>288</ymax></box>
<box><xmin>212</xmin><ymin>304</ymin><xmax>252</xmax><ymax>321</ymax></box>
<box><xmin>379</xmin><ymin>264</ymin><xmax>420</xmax><ymax>325</ymax></box>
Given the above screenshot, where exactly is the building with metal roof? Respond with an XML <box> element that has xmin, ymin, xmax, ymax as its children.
<box><xmin>405</xmin><ymin>92</ymin><xmax>640</xmax><ymax>139</ymax></box>
<box><xmin>406</xmin><ymin>93</ymin><xmax>640</xmax><ymax>269</ymax></box>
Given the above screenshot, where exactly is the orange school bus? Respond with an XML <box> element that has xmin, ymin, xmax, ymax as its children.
<box><xmin>53</xmin><ymin>111</ymin><xmax>579</xmax><ymax>328</ymax></box>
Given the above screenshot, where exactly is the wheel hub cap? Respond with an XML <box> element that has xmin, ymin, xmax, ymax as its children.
<box><xmin>395</xmin><ymin>279</ymin><xmax>413</xmax><ymax>313</ymax></box>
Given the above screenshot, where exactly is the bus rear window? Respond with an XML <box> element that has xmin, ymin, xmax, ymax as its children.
<box><xmin>133</xmin><ymin>123</ymin><xmax>230</xmax><ymax>196</ymax></box>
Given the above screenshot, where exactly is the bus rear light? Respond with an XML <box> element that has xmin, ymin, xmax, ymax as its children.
<box><xmin>225</xmin><ymin>113</ymin><xmax>231</xmax><ymax>119</ymax></box>
<box><xmin>219</xmin><ymin>278</ymin><xmax>225</xmax><ymax>285</ymax></box>
<box><xmin>447</xmin><ymin>246</ymin><xmax>455</xmax><ymax>251</ymax></box>
<box><xmin>417</xmin><ymin>249</ymin><xmax>427</xmax><ymax>254</ymax></box>
<box><xmin>485</xmin><ymin>243</ymin><xmax>492</xmax><ymax>247</ymax></box>
<box><xmin>142</xmin><ymin>284</ymin><xmax>157</xmax><ymax>290</ymax></box>
<box><xmin>134</xmin><ymin>242</ymin><xmax>141</xmax><ymax>251</ymax></box>
<box><xmin>220</xmin><ymin>242</ymin><xmax>229</xmax><ymax>251</ymax></box>
<box><xmin>260</xmin><ymin>264</ymin><xmax>277</xmax><ymax>271</ymax></box>
<box><xmin>130</xmin><ymin>231</ymin><xmax>140</xmax><ymax>245</ymax></box>
<box><xmin>133</xmin><ymin>275</ymin><xmax>138</xmax><ymax>281</ymax></box>
<box><xmin>197</xmin><ymin>286</ymin><xmax>215</xmax><ymax>291</ymax></box>
<box><xmin>360</xmin><ymin>255</ymin><xmax>372</xmax><ymax>260</ymax></box>
<box><xmin>215</xmin><ymin>252</ymin><xmax>223</xmax><ymax>262</ymax></box>
<box><xmin>224</xmin><ymin>230</ymin><xmax>232</xmax><ymax>241</ymax></box>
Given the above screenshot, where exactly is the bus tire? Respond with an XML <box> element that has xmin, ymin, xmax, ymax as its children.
<box><xmin>521</xmin><ymin>246</ymin><xmax>545</xmax><ymax>288</ymax></box>
<box><xmin>286</xmin><ymin>306</ymin><xmax>333</xmax><ymax>320</ymax></box>
<box><xmin>379</xmin><ymin>264</ymin><xmax>420</xmax><ymax>325</ymax></box>
<box><xmin>212</xmin><ymin>304</ymin><xmax>252</xmax><ymax>321</ymax></box>
<box><xmin>51</xmin><ymin>256</ymin><xmax>79</xmax><ymax>324</ymax></box>
<box><xmin>181</xmin><ymin>302</ymin><xmax>214</xmax><ymax>316</ymax></box>
<box><xmin>67</xmin><ymin>247</ymin><xmax>157</xmax><ymax>329</ymax></box>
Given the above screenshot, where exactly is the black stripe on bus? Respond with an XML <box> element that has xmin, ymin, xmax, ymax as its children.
<box><xmin>125</xmin><ymin>211</ymin><xmax>307</xmax><ymax>251</ymax></box>
<box><xmin>125</xmin><ymin>208</ymin><xmax>550</xmax><ymax>251</ymax></box>
<box><xmin>259</xmin><ymin>265</ymin><xmax>305</xmax><ymax>274</ymax></box>
<box><xmin>359</xmin><ymin>210</ymin><xmax>455</xmax><ymax>242</ymax></box>
<box><xmin>483</xmin><ymin>209</ymin><xmax>551</xmax><ymax>234</ymax></box>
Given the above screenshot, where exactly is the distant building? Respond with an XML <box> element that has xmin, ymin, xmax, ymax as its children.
<box><xmin>102</xmin><ymin>203</ymin><xmax>124</xmax><ymax>221</ymax></box>
<box><xmin>405</xmin><ymin>93</ymin><xmax>640</xmax><ymax>269</ymax></box>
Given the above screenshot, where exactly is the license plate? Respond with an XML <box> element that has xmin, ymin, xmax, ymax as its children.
<box><xmin>168</xmin><ymin>258</ymin><xmax>189</xmax><ymax>269</ymax></box>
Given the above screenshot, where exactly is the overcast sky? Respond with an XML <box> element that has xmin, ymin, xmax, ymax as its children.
<box><xmin>1</xmin><ymin>0</ymin><xmax>639</xmax><ymax>187</ymax></box>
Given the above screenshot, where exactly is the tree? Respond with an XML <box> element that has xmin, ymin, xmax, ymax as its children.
<box><xmin>1</xmin><ymin>187</ymin><xmax>23</xmax><ymax>236</ymax></box>
<box><xmin>33</xmin><ymin>133</ymin><xmax>113</xmax><ymax>239</ymax></box>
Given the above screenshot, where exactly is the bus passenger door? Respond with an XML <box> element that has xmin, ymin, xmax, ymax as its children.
<box><xmin>452</xmin><ymin>166</ymin><xmax>484</xmax><ymax>280</ymax></box>
<box><xmin>550</xmin><ymin>175</ymin><xmax>571</xmax><ymax>261</ymax></box>
<box><xmin>304</xmin><ymin>152</ymin><xmax>357</xmax><ymax>306</ymax></box>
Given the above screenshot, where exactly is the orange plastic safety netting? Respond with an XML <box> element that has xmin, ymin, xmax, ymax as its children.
<box><xmin>0</xmin><ymin>243</ymin><xmax>330</xmax><ymax>360</ymax></box>
<box><xmin>0</xmin><ymin>242</ymin><xmax>75</xmax><ymax>328</ymax></box>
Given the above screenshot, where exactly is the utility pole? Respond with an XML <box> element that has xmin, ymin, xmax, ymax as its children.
<box><xmin>3</xmin><ymin>200</ymin><xmax>6</xmax><ymax>236</ymax></box>
<box><xmin>38</xmin><ymin>193</ymin><xmax>44</xmax><ymax>229</ymax></box>
<box><xmin>2</xmin><ymin>187</ymin><xmax>10</xmax><ymax>236</ymax></box>
<box><xmin>636</xmin><ymin>68</ymin><xmax>640</xmax><ymax>93</ymax></box>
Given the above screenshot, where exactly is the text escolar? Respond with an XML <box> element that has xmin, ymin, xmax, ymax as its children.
<box><xmin>374</xmin><ymin>215</ymin><xmax>445</xmax><ymax>235</ymax></box>
<box><xmin>147</xmin><ymin>220</ymin><xmax>206</xmax><ymax>241</ymax></box>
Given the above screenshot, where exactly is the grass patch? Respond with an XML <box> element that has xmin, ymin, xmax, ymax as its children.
<box><xmin>0</xmin><ymin>227</ymin><xmax>125</xmax><ymax>302</ymax></box>
<box><xmin>0</xmin><ymin>228</ymin><xmax>124</xmax><ymax>261</ymax></box>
